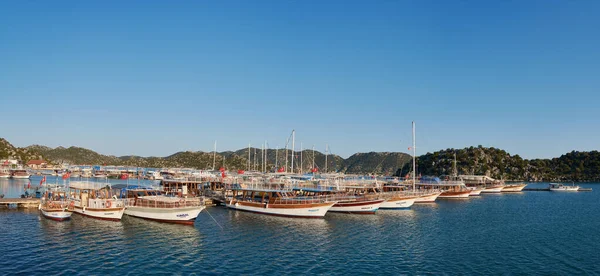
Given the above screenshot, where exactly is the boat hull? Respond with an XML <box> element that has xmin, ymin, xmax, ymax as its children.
<box><xmin>124</xmin><ymin>205</ymin><xmax>205</xmax><ymax>224</ymax></box>
<box><xmin>11</xmin><ymin>175</ymin><xmax>31</xmax><ymax>179</ymax></box>
<box><xmin>226</xmin><ymin>201</ymin><xmax>335</xmax><ymax>218</ymax></box>
<box><xmin>438</xmin><ymin>191</ymin><xmax>471</xmax><ymax>198</ymax></box>
<box><xmin>40</xmin><ymin>209</ymin><xmax>73</xmax><ymax>221</ymax></box>
<box><xmin>380</xmin><ymin>197</ymin><xmax>417</xmax><ymax>209</ymax></box>
<box><xmin>468</xmin><ymin>188</ymin><xmax>483</xmax><ymax>196</ymax></box>
<box><xmin>481</xmin><ymin>186</ymin><xmax>504</xmax><ymax>193</ymax></box>
<box><xmin>414</xmin><ymin>192</ymin><xmax>441</xmax><ymax>203</ymax></box>
<box><xmin>502</xmin><ymin>184</ymin><xmax>527</xmax><ymax>192</ymax></box>
<box><xmin>73</xmin><ymin>206</ymin><xmax>125</xmax><ymax>221</ymax></box>
<box><xmin>328</xmin><ymin>199</ymin><xmax>384</xmax><ymax>214</ymax></box>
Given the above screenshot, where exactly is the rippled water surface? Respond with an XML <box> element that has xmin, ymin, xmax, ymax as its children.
<box><xmin>1</xmin><ymin>178</ymin><xmax>599</xmax><ymax>275</ymax></box>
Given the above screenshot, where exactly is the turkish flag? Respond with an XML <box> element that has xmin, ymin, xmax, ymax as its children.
<box><xmin>40</xmin><ymin>176</ymin><xmax>46</xmax><ymax>186</ymax></box>
<box><xmin>277</xmin><ymin>167</ymin><xmax>285</xmax><ymax>173</ymax></box>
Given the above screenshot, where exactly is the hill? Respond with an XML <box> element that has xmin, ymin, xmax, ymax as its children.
<box><xmin>398</xmin><ymin>146</ymin><xmax>600</xmax><ymax>182</ymax></box>
<box><xmin>0</xmin><ymin>139</ymin><xmax>45</xmax><ymax>164</ymax></box>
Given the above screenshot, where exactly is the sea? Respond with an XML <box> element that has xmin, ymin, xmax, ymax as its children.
<box><xmin>1</xmin><ymin>177</ymin><xmax>599</xmax><ymax>275</ymax></box>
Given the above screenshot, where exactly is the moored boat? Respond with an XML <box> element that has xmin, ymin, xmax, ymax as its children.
<box><xmin>120</xmin><ymin>186</ymin><xmax>205</xmax><ymax>225</ymax></box>
<box><xmin>39</xmin><ymin>189</ymin><xmax>74</xmax><ymax>221</ymax></box>
<box><xmin>481</xmin><ymin>185</ymin><xmax>504</xmax><ymax>193</ymax></box>
<box><xmin>225</xmin><ymin>185</ymin><xmax>336</xmax><ymax>218</ymax></box>
<box><xmin>68</xmin><ymin>181</ymin><xmax>125</xmax><ymax>221</ymax></box>
<box><xmin>11</xmin><ymin>170</ymin><xmax>31</xmax><ymax>179</ymax></box>
<box><xmin>467</xmin><ymin>186</ymin><xmax>483</xmax><ymax>196</ymax></box>
<box><xmin>549</xmin><ymin>183</ymin><xmax>580</xmax><ymax>191</ymax></box>
<box><xmin>414</xmin><ymin>191</ymin><xmax>442</xmax><ymax>203</ymax></box>
<box><xmin>502</xmin><ymin>183</ymin><xmax>527</xmax><ymax>192</ymax></box>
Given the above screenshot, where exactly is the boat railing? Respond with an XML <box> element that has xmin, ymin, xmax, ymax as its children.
<box><xmin>125</xmin><ymin>197</ymin><xmax>204</xmax><ymax>208</ymax></box>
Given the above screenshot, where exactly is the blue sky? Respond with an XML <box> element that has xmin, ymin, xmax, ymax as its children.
<box><xmin>1</xmin><ymin>1</ymin><xmax>598</xmax><ymax>159</ymax></box>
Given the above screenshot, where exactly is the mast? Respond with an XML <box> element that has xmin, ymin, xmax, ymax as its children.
<box><xmin>254</xmin><ymin>147</ymin><xmax>257</xmax><ymax>171</ymax></box>
<box><xmin>325</xmin><ymin>144</ymin><xmax>328</xmax><ymax>173</ymax></box>
<box><xmin>412</xmin><ymin>121</ymin><xmax>416</xmax><ymax>192</ymax></box>
<box><xmin>312</xmin><ymin>145</ymin><xmax>315</xmax><ymax>171</ymax></box>
<box><xmin>285</xmin><ymin>142</ymin><xmax>288</xmax><ymax>173</ymax></box>
<box><xmin>264</xmin><ymin>140</ymin><xmax>267</xmax><ymax>173</ymax></box>
<box><xmin>453</xmin><ymin>152</ymin><xmax>457</xmax><ymax>177</ymax></box>
<box><xmin>212</xmin><ymin>140</ymin><xmax>217</xmax><ymax>170</ymax></box>
<box><xmin>261</xmin><ymin>143</ymin><xmax>264</xmax><ymax>173</ymax></box>
<box><xmin>275</xmin><ymin>147</ymin><xmax>279</xmax><ymax>172</ymax></box>
<box><xmin>247</xmin><ymin>143</ymin><xmax>251</xmax><ymax>171</ymax></box>
<box><xmin>291</xmin><ymin>130</ymin><xmax>295</xmax><ymax>174</ymax></box>
<box><xmin>300</xmin><ymin>142</ymin><xmax>303</xmax><ymax>174</ymax></box>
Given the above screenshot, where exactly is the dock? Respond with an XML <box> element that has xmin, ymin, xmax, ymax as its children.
<box><xmin>523</xmin><ymin>188</ymin><xmax>592</xmax><ymax>192</ymax></box>
<box><xmin>0</xmin><ymin>198</ymin><xmax>40</xmax><ymax>208</ymax></box>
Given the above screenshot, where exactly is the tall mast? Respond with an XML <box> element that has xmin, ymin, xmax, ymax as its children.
<box><xmin>254</xmin><ymin>147</ymin><xmax>257</xmax><ymax>171</ymax></box>
<box><xmin>312</xmin><ymin>145</ymin><xmax>315</xmax><ymax>170</ymax></box>
<box><xmin>285</xmin><ymin>142</ymin><xmax>288</xmax><ymax>173</ymax></box>
<box><xmin>261</xmin><ymin>143</ymin><xmax>264</xmax><ymax>173</ymax></box>
<box><xmin>212</xmin><ymin>140</ymin><xmax>217</xmax><ymax>170</ymax></box>
<box><xmin>412</xmin><ymin>121</ymin><xmax>416</xmax><ymax>192</ymax></box>
<box><xmin>264</xmin><ymin>140</ymin><xmax>267</xmax><ymax>173</ymax></box>
<box><xmin>291</xmin><ymin>130</ymin><xmax>295</xmax><ymax>174</ymax></box>
<box><xmin>325</xmin><ymin>144</ymin><xmax>328</xmax><ymax>173</ymax></box>
<box><xmin>247</xmin><ymin>143</ymin><xmax>251</xmax><ymax>171</ymax></box>
<box><xmin>275</xmin><ymin>147</ymin><xmax>279</xmax><ymax>172</ymax></box>
<box><xmin>453</xmin><ymin>152</ymin><xmax>457</xmax><ymax>177</ymax></box>
<box><xmin>300</xmin><ymin>142</ymin><xmax>303</xmax><ymax>174</ymax></box>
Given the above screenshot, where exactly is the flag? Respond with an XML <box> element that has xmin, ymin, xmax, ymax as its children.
<box><xmin>221</xmin><ymin>171</ymin><xmax>226</xmax><ymax>178</ymax></box>
<box><xmin>219</xmin><ymin>167</ymin><xmax>225</xmax><ymax>172</ymax></box>
<box><xmin>237</xmin><ymin>170</ymin><xmax>245</xmax><ymax>174</ymax></box>
<box><xmin>40</xmin><ymin>176</ymin><xmax>46</xmax><ymax>186</ymax></box>
<box><xmin>311</xmin><ymin>168</ymin><xmax>318</xmax><ymax>173</ymax></box>
<box><xmin>62</xmin><ymin>172</ymin><xmax>71</xmax><ymax>180</ymax></box>
<box><xmin>277</xmin><ymin>167</ymin><xmax>285</xmax><ymax>173</ymax></box>
<box><xmin>27</xmin><ymin>182</ymin><xmax>31</xmax><ymax>189</ymax></box>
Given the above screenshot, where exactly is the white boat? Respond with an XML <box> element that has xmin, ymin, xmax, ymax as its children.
<box><xmin>145</xmin><ymin>171</ymin><xmax>164</xmax><ymax>180</ymax></box>
<box><xmin>11</xmin><ymin>170</ymin><xmax>31</xmax><ymax>179</ymax></box>
<box><xmin>502</xmin><ymin>183</ymin><xmax>527</xmax><ymax>192</ymax></box>
<box><xmin>68</xmin><ymin>181</ymin><xmax>125</xmax><ymax>221</ymax></box>
<box><xmin>549</xmin><ymin>183</ymin><xmax>580</xmax><ymax>191</ymax></box>
<box><xmin>414</xmin><ymin>191</ymin><xmax>442</xmax><ymax>203</ymax></box>
<box><xmin>380</xmin><ymin>195</ymin><xmax>417</xmax><ymax>209</ymax></box>
<box><xmin>93</xmin><ymin>172</ymin><xmax>108</xmax><ymax>178</ymax></box>
<box><xmin>467</xmin><ymin>186</ymin><xmax>483</xmax><ymax>196</ymax></box>
<box><xmin>39</xmin><ymin>189</ymin><xmax>74</xmax><ymax>221</ymax></box>
<box><xmin>225</xmin><ymin>186</ymin><xmax>336</xmax><ymax>218</ymax></box>
<box><xmin>481</xmin><ymin>185</ymin><xmax>505</xmax><ymax>193</ymax></box>
<box><xmin>328</xmin><ymin>198</ymin><xmax>384</xmax><ymax>214</ymax></box>
<box><xmin>122</xmin><ymin>187</ymin><xmax>205</xmax><ymax>225</ymax></box>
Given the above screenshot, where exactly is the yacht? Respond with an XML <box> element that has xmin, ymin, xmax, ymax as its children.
<box><xmin>68</xmin><ymin>181</ymin><xmax>125</xmax><ymax>220</ymax></box>
<box><xmin>120</xmin><ymin>186</ymin><xmax>205</xmax><ymax>225</ymax></box>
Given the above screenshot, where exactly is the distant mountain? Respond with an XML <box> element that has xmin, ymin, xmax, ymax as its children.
<box><xmin>342</xmin><ymin>152</ymin><xmax>412</xmax><ymax>175</ymax></box>
<box><xmin>27</xmin><ymin>145</ymin><xmax>121</xmax><ymax>165</ymax></box>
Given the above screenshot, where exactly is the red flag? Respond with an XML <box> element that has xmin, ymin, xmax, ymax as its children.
<box><xmin>219</xmin><ymin>167</ymin><xmax>225</xmax><ymax>172</ymax></box>
<box><xmin>277</xmin><ymin>167</ymin><xmax>285</xmax><ymax>173</ymax></box>
<box><xmin>221</xmin><ymin>171</ymin><xmax>226</xmax><ymax>178</ymax></box>
<box><xmin>62</xmin><ymin>173</ymin><xmax>70</xmax><ymax>180</ymax></box>
<box><xmin>27</xmin><ymin>182</ymin><xmax>31</xmax><ymax>189</ymax></box>
<box><xmin>40</xmin><ymin>176</ymin><xmax>46</xmax><ymax>186</ymax></box>
<box><xmin>120</xmin><ymin>173</ymin><xmax>129</xmax><ymax>180</ymax></box>
<box><xmin>311</xmin><ymin>168</ymin><xmax>318</xmax><ymax>173</ymax></box>
<box><xmin>237</xmin><ymin>170</ymin><xmax>245</xmax><ymax>174</ymax></box>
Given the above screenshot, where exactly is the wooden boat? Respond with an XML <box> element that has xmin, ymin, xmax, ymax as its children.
<box><xmin>549</xmin><ymin>183</ymin><xmax>580</xmax><ymax>191</ymax></box>
<box><xmin>11</xmin><ymin>170</ymin><xmax>31</xmax><ymax>179</ymax></box>
<box><xmin>68</xmin><ymin>181</ymin><xmax>125</xmax><ymax>221</ymax></box>
<box><xmin>39</xmin><ymin>190</ymin><xmax>74</xmax><ymax>221</ymax></box>
<box><xmin>467</xmin><ymin>187</ymin><xmax>483</xmax><ymax>196</ymax></box>
<box><xmin>120</xmin><ymin>187</ymin><xmax>205</xmax><ymax>225</ymax></box>
<box><xmin>225</xmin><ymin>185</ymin><xmax>336</xmax><ymax>218</ymax></box>
<box><xmin>294</xmin><ymin>187</ymin><xmax>384</xmax><ymax>214</ymax></box>
<box><xmin>379</xmin><ymin>185</ymin><xmax>419</xmax><ymax>209</ymax></box>
<box><xmin>481</xmin><ymin>185</ymin><xmax>504</xmax><ymax>193</ymax></box>
<box><xmin>502</xmin><ymin>183</ymin><xmax>527</xmax><ymax>192</ymax></box>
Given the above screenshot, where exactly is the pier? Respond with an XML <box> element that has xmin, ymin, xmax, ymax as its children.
<box><xmin>0</xmin><ymin>198</ymin><xmax>40</xmax><ymax>208</ymax></box>
<box><xmin>523</xmin><ymin>188</ymin><xmax>592</xmax><ymax>192</ymax></box>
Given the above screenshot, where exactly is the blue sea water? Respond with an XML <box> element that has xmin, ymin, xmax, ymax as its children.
<box><xmin>0</xmin><ymin>178</ymin><xmax>599</xmax><ymax>275</ymax></box>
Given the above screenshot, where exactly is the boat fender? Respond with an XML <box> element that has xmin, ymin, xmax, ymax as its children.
<box><xmin>265</xmin><ymin>203</ymin><xmax>268</xmax><ymax>208</ymax></box>
<box><xmin>38</xmin><ymin>204</ymin><xmax>41</xmax><ymax>210</ymax></box>
<box><xmin>69</xmin><ymin>201</ymin><xmax>75</xmax><ymax>208</ymax></box>
<box><xmin>83</xmin><ymin>207</ymin><xmax>86</xmax><ymax>213</ymax></box>
<box><xmin>106</xmin><ymin>200</ymin><xmax>112</xmax><ymax>208</ymax></box>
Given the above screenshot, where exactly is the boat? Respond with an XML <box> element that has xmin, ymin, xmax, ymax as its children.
<box><xmin>502</xmin><ymin>183</ymin><xmax>527</xmax><ymax>192</ymax></box>
<box><xmin>414</xmin><ymin>191</ymin><xmax>442</xmax><ymax>203</ymax></box>
<box><xmin>119</xmin><ymin>186</ymin><xmax>205</xmax><ymax>225</ymax></box>
<box><xmin>39</xmin><ymin>189</ymin><xmax>74</xmax><ymax>221</ymax></box>
<box><xmin>225</xmin><ymin>184</ymin><xmax>336</xmax><ymax>218</ymax></box>
<box><xmin>411</xmin><ymin>177</ymin><xmax>471</xmax><ymax>199</ymax></box>
<box><xmin>92</xmin><ymin>171</ymin><xmax>108</xmax><ymax>178</ymax></box>
<box><xmin>294</xmin><ymin>186</ymin><xmax>384</xmax><ymax>214</ymax></box>
<box><xmin>549</xmin><ymin>183</ymin><xmax>580</xmax><ymax>191</ymax></box>
<box><xmin>145</xmin><ymin>171</ymin><xmax>164</xmax><ymax>180</ymax></box>
<box><xmin>481</xmin><ymin>185</ymin><xmax>504</xmax><ymax>193</ymax></box>
<box><xmin>467</xmin><ymin>186</ymin><xmax>483</xmax><ymax>196</ymax></box>
<box><xmin>379</xmin><ymin>193</ymin><xmax>418</xmax><ymax>209</ymax></box>
<box><xmin>11</xmin><ymin>169</ymin><xmax>31</xmax><ymax>179</ymax></box>
<box><xmin>68</xmin><ymin>181</ymin><xmax>125</xmax><ymax>221</ymax></box>
<box><xmin>0</xmin><ymin>170</ymin><xmax>9</xmax><ymax>178</ymax></box>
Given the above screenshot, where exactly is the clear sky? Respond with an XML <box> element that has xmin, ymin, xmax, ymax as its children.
<box><xmin>1</xmin><ymin>1</ymin><xmax>599</xmax><ymax>159</ymax></box>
